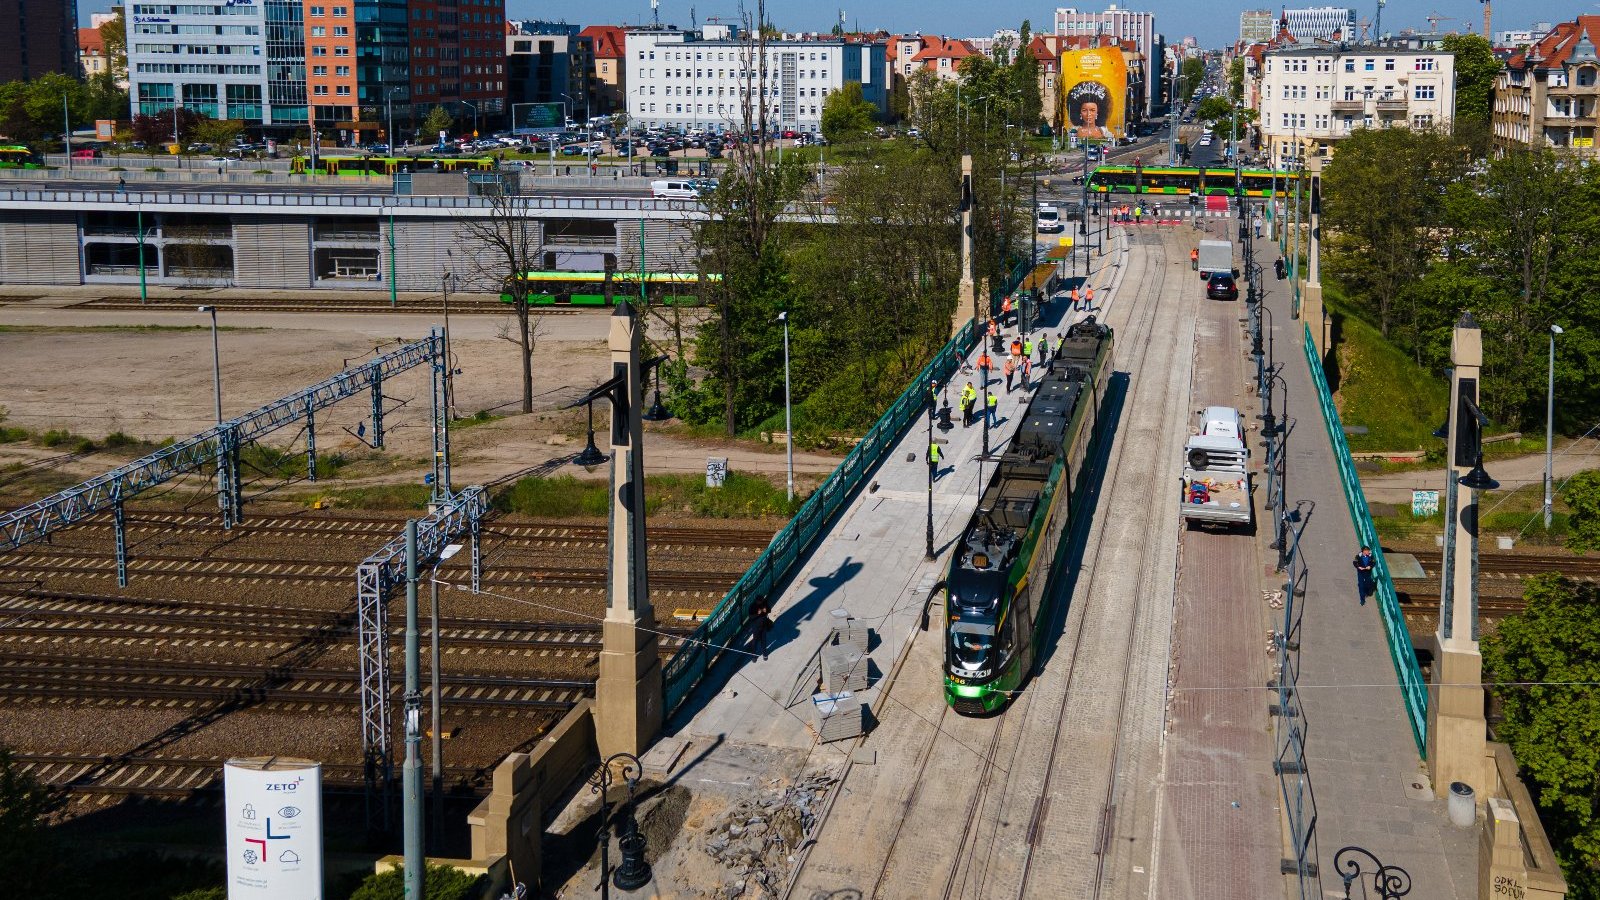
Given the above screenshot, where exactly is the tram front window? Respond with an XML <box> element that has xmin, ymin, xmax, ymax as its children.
<box><xmin>950</xmin><ymin>622</ymin><xmax>996</xmax><ymax>676</ymax></box>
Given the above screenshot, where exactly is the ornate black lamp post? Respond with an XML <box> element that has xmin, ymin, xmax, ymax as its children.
<box><xmin>641</xmin><ymin>364</ymin><xmax>671</xmax><ymax>422</ymax></box>
<box><xmin>571</xmin><ymin>399</ymin><xmax>609</xmax><ymax>467</ymax></box>
<box><xmin>1335</xmin><ymin>845</ymin><xmax>1411</xmax><ymax>899</ymax></box>
<box><xmin>593</xmin><ymin>752</ymin><xmax>651</xmax><ymax>896</ymax></box>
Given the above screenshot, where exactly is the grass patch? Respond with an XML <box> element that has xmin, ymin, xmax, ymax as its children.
<box><xmin>495</xmin><ymin>472</ymin><xmax>802</xmax><ymax>519</ymax></box>
<box><xmin>241</xmin><ymin>443</ymin><xmax>347</xmax><ymax>480</ymax></box>
<box><xmin>0</xmin><ymin>324</ymin><xmax>250</xmax><ymax>333</ymax></box>
<box><xmin>1373</xmin><ymin>482</ymin><xmax>1574</xmax><ymax>546</ymax></box>
<box><xmin>1324</xmin><ymin>283</ymin><xmax>1449</xmax><ymax>453</ymax></box>
<box><xmin>447</xmin><ymin>409</ymin><xmax>504</xmax><ymax>430</ymax></box>
<box><xmin>309</xmin><ymin>483</ymin><xmax>433</xmax><ymax>510</ymax></box>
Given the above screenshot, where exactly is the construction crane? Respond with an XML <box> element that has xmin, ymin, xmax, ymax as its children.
<box><xmin>1425</xmin><ymin>10</ymin><xmax>1456</xmax><ymax>31</ymax></box>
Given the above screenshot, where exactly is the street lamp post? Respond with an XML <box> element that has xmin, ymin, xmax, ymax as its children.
<box><xmin>428</xmin><ymin>543</ymin><xmax>463</xmax><ymax>853</ymax></box>
<box><xmin>1545</xmin><ymin>324</ymin><xmax>1564</xmax><ymax>529</ymax></box>
<box><xmin>136</xmin><ymin>206</ymin><xmax>153</xmax><ymax>305</ymax></box>
<box><xmin>63</xmin><ymin>93</ymin><xmax>72</xmax><ymax>172</ymax></box>
<box><xmin>198</xmin><ymin>306</ymin><xmax>222</xmax><ymax>424</ymax></box>
<box><xmin>387</xmin><ymin>88</ymin><xmax>403</xmax><ymax>152</ymax></box>
<box><xmin>592</xmin><ymin>753</ymin><xmax>651</xmax><ymax>897</ymax></box>
<box><xmin>778</xmin><ymin>311</ymin><xmax>793</xmax><ymax>502</ymax></box>
<box><xmin>1334</xmin><ymin>845</ymin><xmax>1412</xmax><ymax>899</ymax></box>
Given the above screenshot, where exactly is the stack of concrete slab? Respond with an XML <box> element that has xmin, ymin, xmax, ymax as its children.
<box><xmin>812</xmin><ymin>691</ymin><xmax>864</xmax><ymax>743</ymax></box>
<box><xmin>828</xmin><ymin>608</ymin><xmax>869</xmax><ymax>653</ymax></box>
<box><xmin>822</xmin><ymin>645</ymin><xmax>868</xmax><ymax>693</ymax></box>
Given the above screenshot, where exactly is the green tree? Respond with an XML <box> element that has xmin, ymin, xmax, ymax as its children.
<box><xmin>1321</xmin><ymin>126</ymin><xmax>1466</xmax><ymax>341</ymax></box>
<box><xmin>422</xmin><ymin>106</ymin><xmax>454</xmax><ymax>141</ymax></box>
<box><xmin>1228</xmin><ymin>57</ymin><xmax>1244</xmax><ymax>103</ymax></box>
<box><xmin>1563</xmin><ymin>471</ymin><xmax>1600</xmax><ymax>553</ymax></box>
<box><xmin>348</xmin><ymin>863</ymin><xmax>484</xmax><ymax>900</ymax></box>
<box><xmin>1008</xmin><ymin>21</ymin><xmax>1044</xmax><ymax>129</ymax></box>
<box><xmin>193</xmin><ymin>118</ymin><xmax>244</xmax><ymax>150</ymax></box>
<box><xmin>1483</xmin><ymin>575</ymin><xmax>1600</xmax><ymax>898</ymax></box>
<box><xmin>1442</xmin><ymin>33</ymin><xmax>1499</xmax><ymax>127</ymax></box>
<box><xmin>820</xmin><ymin>81</ymin><xmax>877</xmax><ymax>144</ymax></box>
<box><xmin>98</xmin><ymin>10</ymin><xmax>128</xmax><ymax>81</ymax></box>
<box><xmin>0</xmin><ymin>746</ymin><xmax>67</xmax><ymax>896</ymax></box>
<box><xmin>1179</xmin><ymin>58</ymin><xmax>1204</xmax><ymax>101</ymax></box>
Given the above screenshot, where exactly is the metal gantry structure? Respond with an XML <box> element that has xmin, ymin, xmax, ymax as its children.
<box><xmin>356</xmin><ymin>484</ymin><xmax>484</xmax><ymax>820</ymax></box>
<box><xmin>0</xmin><ymin>329</ymin><xmax>445</xmax><ymax>586</ymax></box>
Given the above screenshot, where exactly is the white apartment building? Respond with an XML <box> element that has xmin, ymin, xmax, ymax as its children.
<box><xmin>625</xmin><ymin>26</ymin><xmax>887</xmax><ymax>134</ymax></box>
<box><xmin>1257</xmin><ymin>45</ymin><xmax>1455</xmax><ymax>164</ymax></box>
<box><xmin>125</xmin><ymin>0</ymin><xmax>276</xmax><ymax>125</ymax></box>
<box><xmin>1282</xmin><ymin>6</ymin><xmax>1357</xmax><ymax>40</ymax></box>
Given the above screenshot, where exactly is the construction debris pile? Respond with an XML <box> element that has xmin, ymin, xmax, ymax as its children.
<box><xmin>699</xmin><ymin>772</ymin><xmax>837</xmax><ymax>898</ymax></box>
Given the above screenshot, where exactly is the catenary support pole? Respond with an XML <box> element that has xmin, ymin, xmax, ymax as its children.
<box><xmin>403</xmin><ymin>520</ymin><xmax>424</xmax><ymax>899</ymax></box>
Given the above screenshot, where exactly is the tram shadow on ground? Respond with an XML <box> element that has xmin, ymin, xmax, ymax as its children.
<box><xmin>660</xmin><ymin>556</ymin><xmax>865</xmax><ymax>735</ymax></box>
<box><xmin>1033</xmin><ymin>369</ymin><xmax>1130</xmax><ymax>673</ymax></box>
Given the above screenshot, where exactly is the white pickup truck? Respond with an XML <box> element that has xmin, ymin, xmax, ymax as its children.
<box><xmin>1179</xmin><ymin>406</ymin><xmax>1253</xmax><ymax>528</ymax></box>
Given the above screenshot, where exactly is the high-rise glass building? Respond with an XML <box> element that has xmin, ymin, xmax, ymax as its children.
<box><xmin>1282</xmin><ymin>6</ymin><xmax>1358</xmax><ymax>41</ymax></box>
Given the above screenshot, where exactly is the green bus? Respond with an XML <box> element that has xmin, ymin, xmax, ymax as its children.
<box><xmin>501</xmin><ymin>271</ymin><xmax>722</xmax><ymax>307</ymax></box>
<box><xmin>290</xmin><ymin>155</ymin><xmax>498</xmax><ymax>175</ymax></box>
<box><xmin>1087</xmin><ymin>165</ymin><xmax>1301</xmax><ymax>197</ymax></box>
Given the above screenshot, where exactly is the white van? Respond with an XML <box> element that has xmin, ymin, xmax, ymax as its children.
<box><xmin>1035</xmin><ymin>205</ymin><xmax>1063</xmax><ymax>234</ymax></box>
<box><xmin>651</xmin><ymin>179</ymin><xmax>699</xmax><ymax>199</ymax></box>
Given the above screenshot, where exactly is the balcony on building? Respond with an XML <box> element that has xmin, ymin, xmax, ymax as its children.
<box><xmin>1375</xmin><ymin>93</ymin><xmax>1408</xmax><ymax>113</ymax></box>
<box><xmin>1330</xmin><ymin>97</ymin><xmax>1364</xmax><ymax>112</ymax></box>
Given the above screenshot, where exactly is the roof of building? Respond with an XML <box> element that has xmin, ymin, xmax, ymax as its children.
<box><xmin>910</xmin><ymin>36</ymin><xmax>979</xmax><ymax>63</ymax></box>
<box><xmin>78</xmin><ymin>27</ymin><xmax>104</xmax><ymax>54</ymax></box>
<box><xmin>1509</xmin><ymin>16</ymin><xmax>1600</xmax><ymax>69</ymax></box>
<box><xmin>579</xmin><ymin>24</ymin><xmax>627</xmax><ymax>58</ymax></box>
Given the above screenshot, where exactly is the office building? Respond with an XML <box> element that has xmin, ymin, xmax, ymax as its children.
<box><xmin>1240</xmin><ymin>10</ymin><xmax>1275</xmax><ymax>44</ymax></box>
<box><xmin>1</xmin><ymin>0</ymin><xmax>81</xmax><ymax>81</ymax></box>
<box><xmin>127</xmin><ymin>0</ymin><xmax>272</xmax><ymax>123</ymax></box>
<box><xmin>1282</xmin><ymin>6</ymin><xmax>1357</xmax><ymax>41</ymax></box>
<box><xmin>625</xmin><ymin>25</ymin><xmax>886</xmax><ymax>134</ymax></box>
<box><xmin>507</xmin><ymin>22</ymin><xmax>595</xmax><ymax>123</ymax></box>
<box><xmin>1493</xmin><ymin>16</ymin><xmax>1600</xmax><ymax>159</ymax></box>
<box><xmin>1257</xmin><ymin>44</ymin><xmax>1455</xmax><ymax>165</ymax></box>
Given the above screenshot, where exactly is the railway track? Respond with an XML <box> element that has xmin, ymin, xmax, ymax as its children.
<box><xmin>0</xmin><ymin>589</ymin><xmax>689</xmax><ymax>653</ymax></box>
<box><xmin>0</xmin><ymin>651</ymin><xmax>590</xmax><ymax>711</ymax></box>
<box><xmin>2</xmin><ymin>546</ymin><xmax>738</xmax><ymax>593</ymax></box>
<box><xmin>12</xmin><ymin>751</ymin><xmax>493</xmax><ymax>799</ymax></box>
<box><xmin>61</xmin><ymin>509</ymin><xmax>776</xmax><ymax>551</ymax></box>
<box><xmin>1395</xmin><ymin>549</ymin><xmax>1600</xmax><ymax>579</ymax></box>
<box><xmin>78</xmin><ymin>296</ymin><xmax>579</xmax><ymax>316</ymax></box>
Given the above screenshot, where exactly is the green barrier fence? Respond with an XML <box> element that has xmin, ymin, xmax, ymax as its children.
<box><xmin>1302</xmin><ymin>324</ymin><xmax>1428</xmax><ymax>757</ymax></box>
<box><xmin>660</xmin><ymin>259</ymin><xmax>1033</xmax><ymax>717</ymax></box>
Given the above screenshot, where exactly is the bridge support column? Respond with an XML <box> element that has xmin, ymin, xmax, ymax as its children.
<box><xmin>595</xmin><ymin>300</ymin><xmax>663</xmax><ymax>760</ymax></box>
<box><xmin>1426</xmin><ymin>314</ymin><xmax>1492</xmax><ymax>802</ymax></box>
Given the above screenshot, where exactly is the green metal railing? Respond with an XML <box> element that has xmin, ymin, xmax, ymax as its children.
<box><xmin>662</xmin><ymin>318</ymin><xmax>982</xmax><ymax>715</ymax></box>
<box><xmin>1301</xmin><ymin>324</ymin><xmax>1428</xmax><ymax>757</ymax></box>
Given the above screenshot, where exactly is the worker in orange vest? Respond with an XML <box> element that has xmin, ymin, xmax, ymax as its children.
<box><xmin>1004</xmin><ymin>357</ymin><xmax>1016</xmax><ymax>392</ymax></box>
<box><xmin>1010</xmin><ymin>337</ymin><xmax>1023</xmax><ymax>359</ymax></box>
<box><xmin>1069</xmin><ymin>286</ymin><xmax>1079</xmax><ymax>308</ymax></box>
<box><xmin>1001</xmin><ymin>295</ymin><xmax>1014</xmax><ymax>326</ymax></box>
<box><xmin>1082</xmin><ymin>285</ymin><xmax>1095</xmax><ymax>311</ymax></box>
<box><xmin>1190</xmin><ymin>247</ymin><xmax>1199</xmax><ymax>270</ymax></box>
<box><xmin>976</xmin><ymin>351</ymin><xmax>993</xmax><ymax>385</ymax></box>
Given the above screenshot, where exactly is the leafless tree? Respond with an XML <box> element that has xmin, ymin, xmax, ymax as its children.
<box><xmin>455</xmin><ymin>192</ymin><xmax>543</xmax><ymax>413</ymax></box>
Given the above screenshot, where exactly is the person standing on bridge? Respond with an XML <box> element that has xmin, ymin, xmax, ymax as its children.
<box><xmin>976</xmin><ymin>350</ymin><xmax>994</xmax><ymax>387</ymax></box>
<box><xmin>1003</xmin><ymin>357</ymin><xmax>1016</xmax><ymax>393</ymax></box>
<box><xmin>1023</xmin><ymin>337</ymin><xmax>1033</xmax><ymax>362</ymax></box>
<box><xmin>986</xmin><ymin>391</ymin><xmax>1000</xmax><ymax>428</ymax></box>
<box><xmin>1020</xmin><ymin>356</ymin><xmax>1033</xmax><ymax>391</ymax></box>
<box><xmin>1083</xmin><ymin>285</ymin><xmax>1096</xmax><ymax>311</ymax></box>
<box><xmin>749</xmin><ymin>599</ymin><xmax>774</xmax><ymax>659</ymax></box>
<box><xmin>1253</xmin><ymin>213</ymin><xmax>1264</xmax><ymax>239</ymax></box>
<box><xmin>928</xmin><ymin>440</ymin><xmax>944</xmax><ymax>481</ymax></box>
<box><xmin>1353</xmin><ymin>546</ymin><xmax>1376</xmax><ymax>606</ymax></box>
<box><xmin>1191</xmin><ymin>247</ymin><xmax>1199</xmax><ymax>270</ymax></box>
<box><xmin>1001</xmin><ymin>294</ymin><xmax>1014</xmax><ymax>327</ymax></box>
<box><xmin>1037</xmin><ymin>336</ymin><xmax>1048</xmax><ymax>367</ymax></box>
<box><xmin>1069</xmin><ymin>286</ymin><xmax>1079</xmax><ymax>309</ymax></box>
<box><xmin>961</xmin><ymin>382</ymin><xmax>978</xmax><ymax>427</ymax></box>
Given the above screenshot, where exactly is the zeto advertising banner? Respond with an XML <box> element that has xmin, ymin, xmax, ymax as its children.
<box><xmin>1059</xmin><ymin>48</ymin><xmax>1128</xmax><ymax>141</ymax></box>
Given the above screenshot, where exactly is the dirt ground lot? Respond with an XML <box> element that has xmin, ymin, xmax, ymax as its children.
<box><xmin>0</xmin><ymin>300</ymin><xmax>843</xmax><ymax>502</ymax></box>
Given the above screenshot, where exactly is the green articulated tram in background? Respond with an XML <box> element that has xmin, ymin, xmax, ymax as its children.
<box><xmin>290</xmin><ymin>155</ymin><xmax>498</xmax><ymax>175</ymax></box>
<box><xmin>500</xmin><ymin>271</ymin><xmax>721</xmax><ymax>306</ymax></box>
<box><xmin>1087</xmin><ymin>165</ymin><xmax>1300</xmax><ymax>197</ymax></box>
<box><xmin>0</xmin><ymin>146</ymin><xmax>43</xmax><ymax>169</ymax></box>
<box><xmin>945</xmin><ymin>316</ymin><xmax>1114</xmax><ymax>715</ymax></box>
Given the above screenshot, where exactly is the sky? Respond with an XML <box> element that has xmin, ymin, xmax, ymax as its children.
<box><xmin>77</xmin><ymin>0</ymin><xmax>1582</xmax><ymax>50</ymax></box>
